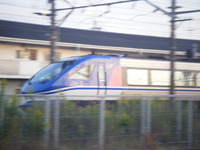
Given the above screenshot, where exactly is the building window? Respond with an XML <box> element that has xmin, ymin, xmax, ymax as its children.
<box><xmin>16</xmin><ymin>50</ymin><xmax>24</xmax><ymax>59</ymax></box>
<box><xmin>16</xmin><ymin>49</ymin><xmax>37</xmax><ymax>60</ymax></box>
<box><xmin>29</xmin><ymin>49</ymin><xmax>37</xmax><ymax>60</ymax></box>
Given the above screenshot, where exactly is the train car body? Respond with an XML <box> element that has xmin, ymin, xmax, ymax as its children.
<box><xmin>21</xmin><ymin>55</ymin><xmax>200</xmax><ymax>98</ymax></box>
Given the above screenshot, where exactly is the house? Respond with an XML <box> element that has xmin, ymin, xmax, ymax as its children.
<box><xmin>0</xmin><ymin>20</ymin><xmax>199</xmax><ymax>95</ymax></box>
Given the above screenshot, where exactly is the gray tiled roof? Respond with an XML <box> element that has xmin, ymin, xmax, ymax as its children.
<box><xmin>0</xmin><ymin>20</ymin><xmax>199</xmax><ymax>52</ymax></box>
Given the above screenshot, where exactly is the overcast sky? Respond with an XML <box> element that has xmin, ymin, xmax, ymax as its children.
<box><xmin>0</xmin><ymin>0</ymin><xmax>200</xmax><ymax>40</ymax></box>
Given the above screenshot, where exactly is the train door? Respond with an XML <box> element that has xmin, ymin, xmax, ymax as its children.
<box><xmin>97</xmin><ymin>63</ymin><xmax>107</xmax><ymax>95</ymax></box>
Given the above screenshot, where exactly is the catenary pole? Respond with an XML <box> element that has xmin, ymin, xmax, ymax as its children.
<box><xmin>49</xmin><ymin>0</ymin><xmax>56</xmax><ymax>64</ymax></box>
<box><xmin>144</xmin><ymin>0</ymin><xmax>200</xmax><ymax>95</ymax></box>
<box><xmin>170</xmin><ymin>0</ymin><xmax>176</xmax><ymax>95</ymax></box>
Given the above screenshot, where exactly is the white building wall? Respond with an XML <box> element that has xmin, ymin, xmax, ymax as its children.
<box><xmin>59</xmin><ymin>48</ymin><xmax>90</xmax><ymax>59</ymax></box>
<box><xmin>0</xmin><ymin>44</ymin><xmax>18</xmax><ymax>59</ymax></box>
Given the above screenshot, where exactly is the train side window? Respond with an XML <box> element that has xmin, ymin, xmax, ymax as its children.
<box><xmin>151</xmin><ymin>70</ymin><xmax>170</xmax><ymax>86</ymax></box>
<box><xmin>175</xmin><ymin>71</ymin><xmax>194</xmax><ymax>86</ymax></box>
<box><xmin>70</xmin><ymin>64</ymin><xmax>94</xmax><ymax>80</ymax></box>
<box><xmin>195</xmin><ymin>72</ymin><xmax>200</xmax><ymax>87</ymax></box>
<box><xmin>127</xmin><ymin>69</ymin><xmax>148</xmax><ymax>85</ymax></box>
<box><xmin>98</xmin><ymin>65</ymin><xmax>105</xmax><ymax>82</ymax></box>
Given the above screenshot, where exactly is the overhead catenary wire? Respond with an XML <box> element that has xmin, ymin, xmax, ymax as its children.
<box><xmin>2</xmin><ymin>1</ymin><xmax>198</xmax><ymax>11</ymax></box>
<box><xmin>54</xmin><ymin>0</ymin><xmax>141</xmax><ymax>11</ymax></box>
<box><xmin>1</xmin><ymin>9</ymin><xmax>199</xmax><ymax>29</ymax></box>
<box><xmin>0</xmin><ymin>1</ymin><xmax>199</xmax><ymax>21</ymax></box>
<box><xmin>0</xmin><ymin>0</ymin><xmax>199</xmax><ymax>40</ymax></box>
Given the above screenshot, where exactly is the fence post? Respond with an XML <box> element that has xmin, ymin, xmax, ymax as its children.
<box><xmin>176</xmin><ymin>100</ymin><xmax>182</xmax><ymax>141</ymax></box>
<box><xmin>98</xmin><ymin>97</ymin><xmax>105</xmax><ymax>150</ymax></box>
<box><xmin>141</xmin><ymin>98</ymin><xmax>156</xmax><ymax>150</ymax></box>
<box><xmin>140</xmin><ymin>98</ymin><xmax>146</xmax><ymax>135</ymax></box>
<box><xmin>146</xmin><ymin>98</ymin><xmax>151</xmax><ymax>132</ymax></box>
<box><xmin>140</xmin><ymin>98</ymin><xmax>151</xmax><ymax>134</ymax></box>
<box><xmin>0</xmin><ymin>80</ymin><xmax>6</xmax><ymax>128</ymax></box>
<box><xmin>44</xmin><ymin>96</ymin><xmax>51</xmax><ymax>149</ymax></box>
<box><xmin>0</xmin><ymin>95</ymin><xmax>4</xmax><ymax>128</ymax></box>
<box><xmin>187</xmin><ymin>99</ymin><xmax>193</xmax><ymax>148</ymax></box>
<box><xmin>53</xmin><ymin>97</ymin><xmax>60</xmax><ymax>148</ymax></box>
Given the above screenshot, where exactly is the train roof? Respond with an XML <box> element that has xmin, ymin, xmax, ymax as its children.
<box><xmin>59</xmin><ymin>54</ymin><xmax>119</xmax><ymax>62</ymax></box>
<box><xmin>60</xmin><ymin>56</ymin><xmax>84</xmax><ymax>62</ymax></box>
<box><xmin>58</xmin><ymin>54</ymin><xmax>200</xmax><ymax>64</ymax></box>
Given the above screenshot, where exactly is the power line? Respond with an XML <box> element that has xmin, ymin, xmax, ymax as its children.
<box><xmin>1</xmin><ymin>11</ymin><xmax>199</xmax><ymax>33</ymax></box>
<box><xmin>1</xmin><ymin>10</ymin><xmax>198</xmax><ymax>28</ymax></box>
<box><xmin>54</xmin><ymin>0</ymin><xmax>141</xmax><ymax>11</ymax></box>
<box><xmin>0</xmin><ymin>1</ymin><xmax>199</xmax><ymax>13</ymax></box>
<box><xmin>1</xmin><ymin>12</ymin><xmax>199</xmax><ymax>38</ymax></box>
<box><xmin>0</xmin><ymin>2</ymin><xmax>48</xmax><ymax>10</ymax></box>
<box><xmin>1</xmin><ymin>1</ymin><xmax>199</xmax><ymax>19</ymax></box>
<box><xmin>0</xmin><ymin>0</ymin><xmax>199</xmax><ymax>40</ymax></box>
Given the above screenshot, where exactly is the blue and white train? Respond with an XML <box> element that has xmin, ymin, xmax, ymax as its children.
<box><xmin>21</xmin><ymin>55</ymin><xmax>200</xmax><ymax>97</ymax></box>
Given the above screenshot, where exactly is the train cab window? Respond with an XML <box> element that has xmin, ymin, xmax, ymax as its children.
<box><xmin>151</xmin><ymin>70</ymin><xmax>170</xmax><ymax>86</ymax></box>
<box><xmin>175</xmin><ymin>71</ymin><xmax>194</xmax><ymax>86</ymax></box>
<box><xmin>29</xmin><ymin>60</ymin><xmax>76</xmax><ymax>83</ymax></box>
<box><xmin>127</xmin><ymin>69</ymin><xmax>148</xmax><ymax>85</ymax></box>
<box><xmin>70</xmin><ymin>64</ymin><xmax>94</xmax><ymax>80</ymax></box>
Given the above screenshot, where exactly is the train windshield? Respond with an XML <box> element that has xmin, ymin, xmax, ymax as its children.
<box><xmin>29</xmin><ymin>59</ymin><xmax>79</xmax><ymax>83</ymax></box>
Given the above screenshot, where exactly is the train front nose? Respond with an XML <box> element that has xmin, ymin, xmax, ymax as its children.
<box><xmin>21</xmin><ymin>81</ymin><xmax>50</xmax><ymax>94</ymax></box>
<box><xmin>21</xmin><ymin>82</ymin><xmax>35</xmax><ymax>94</ymax></box>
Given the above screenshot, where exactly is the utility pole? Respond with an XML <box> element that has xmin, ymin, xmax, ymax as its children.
<box><xmin>49</xmin><ymin>0</ymin><xmax>56</xmax><ymax>64</ymax></box>
<box><xmin>168</xmin><ymin>1</ymin><xmax>200</xmax><ymax>95</ymax></box>
<box><xmin>144</xmin><ymin>0</ymin><xmax>200</xmax><ymax>95</ymax></box>
<box><xmin>170</xmin><ymin>0</ymin><xmax>176</xmax><ymax>95</ymax></box>
<box><xmin>34</xmin><ymin>0</ymin><xmax>74</xmax><ymax>63</ymax></box>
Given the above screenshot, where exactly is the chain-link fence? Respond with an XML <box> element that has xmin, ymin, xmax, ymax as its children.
<box><xmin>0</xmin><ymin>94</ymin><xmax>200</xmax><ymax>150</ymax></box>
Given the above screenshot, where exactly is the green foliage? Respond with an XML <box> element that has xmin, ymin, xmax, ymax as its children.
<box><xmin>0</xmin><ymin>79</ymin><xmax>7</xmax><ymax>95</ymax></box>
<box><xmin>118</xmin><ymin>113</ymin><xmax>132</xmax><ymax>128</ymax></box>
<box><xmin>0</xmin><ymin>82</ymin><xmax>45</xmax><ymax>149</ymax></box>
<box><xmin>23</xmin><ymin>106</ymin><xmax>44</xmax><ymax>139</ymax></box>
<box><xmin>0</xmin><ymin>90</ymin><xmax>199</xmax><ymax>150</ymax></box>
<box><xmin>0</xmin><ymin>95</ymin><xmax>23</xmax><ymax>150</ymax></box>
